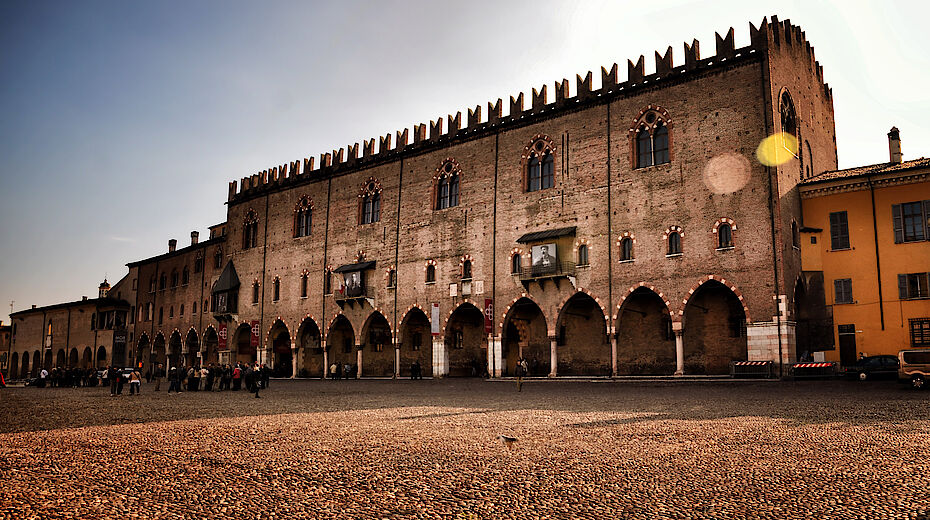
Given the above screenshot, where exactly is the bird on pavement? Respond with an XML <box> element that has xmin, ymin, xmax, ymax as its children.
<box><xmin>498</xmin><ymin>435</ymin><xmax>518</xmax><ymax>450</ymax></box>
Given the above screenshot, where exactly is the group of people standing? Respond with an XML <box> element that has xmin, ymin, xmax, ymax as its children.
<box><xmin>150</xmin><ymin>362</ymin><xmax>270</xmax><ymax>398</ymax></box>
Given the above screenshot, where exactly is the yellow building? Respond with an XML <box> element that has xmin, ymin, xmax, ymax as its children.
<box><xmin>800</xmin><ymin>128</ymin><xmax>930</xmax><ymax>366</ymax></box>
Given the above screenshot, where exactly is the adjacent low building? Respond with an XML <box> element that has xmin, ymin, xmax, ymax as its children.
<box><xmin>6</xmin><ymin>281</ymin><xmax>131</xmax><ymax>379</ymax></box>
<box><xmin>799</xmin><ymin>129</ymin><xmax>930</xmax><ymax>364</ymax></box>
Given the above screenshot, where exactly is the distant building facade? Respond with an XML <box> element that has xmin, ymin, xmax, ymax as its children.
<box><xmin>6</xmin><ymin>281</ymin><xmax>131</xmax><ymax>379</ymax></box>
<box><xmin>6</xmin><ymin>17</ymin><xmax>857</xmax><ymax>379</ymax></box>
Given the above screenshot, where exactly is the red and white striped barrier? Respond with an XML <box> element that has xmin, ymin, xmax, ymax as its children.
<box><xmin>734</xmin><ymin>361</ymin><xmax>771</xmax><ymax>366</ymax></box>
<box><xmin>792</xmin><ymin>363</ymin><xmax>834</xmax><ymax>368</ymax></box>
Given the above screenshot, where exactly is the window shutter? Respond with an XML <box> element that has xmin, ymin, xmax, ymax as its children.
<box><xmin>899</xmin><ymin>274</ymin><xmax>908</xmax><ymax>299</ymax></box>
<box><xmin>892</xmin><ymin>204</ymin><xmax>904</xmax><ymax>243</ymax></box>
<box><xmin>924</xmin><ymin>200</ymin><xmax>930</xmax><ymax>240</ymax></box>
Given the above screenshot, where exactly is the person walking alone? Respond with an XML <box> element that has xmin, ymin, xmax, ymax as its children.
<box><xmin>129</xmin><ymin>369</ymin><xmax>142</xmax><ymax>395</ymax></box>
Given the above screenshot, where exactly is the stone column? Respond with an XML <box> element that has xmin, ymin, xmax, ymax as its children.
<box><xmin>291</xmin><ymin>343</ymin><xmax>297</xmax><ymax>379</ymax></box>
<box><xmin>673</xmin><ymin>322</ymin><xmax>685</xmax><ymax>376</ymax></box>
<box><xmin>432</xmin><ymin>337</ymin><xmax>446</xmax><ymax>378</ymax></box>
<box><xmin>610</xmin><ymin>329</ymin><xmax>618</xmax><ymax>377</ymax></box>
<box><xmin>321</xmin><ymin>344</ymin><xmax>328</xmax><ymax>380</ymax></box>
<box><xmin>549</xmin><ymin>336</ymin><xmax>558</xmax><ymax>378</ymax></box>
<box><xmin>394</xmin><ymin>346</ymin><xmax>401</xmax><ymax>379</ymax></box>
<box><xmin>489</xmin><ymin>335</ymin><xmax>503</xmax><ymax>377</ymax></box>
<box><xmin>356</xmin><ymin>345</ymin><xmax>362</xmax><ymax>379</ymax></box>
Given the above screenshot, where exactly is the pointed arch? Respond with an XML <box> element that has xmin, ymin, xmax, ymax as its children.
<box><xmin>677</xmin><ymin>275</ymin><xmax>751</xmax><ymax>321</ymax></box>
<box><xmin>521</xmin><ymin>134</ymin><xmax>557</xmax><ymax>192</ymax></box>
<box><xmin>614</xmin><ymin>282</ymin><xmax>674</xmax><ymax>321</ymax></box>
<box><xmin>555</xmin><ymin>288</ymin><xmax>609</xmax><ymax>329</ymax></box>
<box><xmin>498</xmin><ymin>293</ymin><xmax>549</xmax><ymax>336</ymax></box>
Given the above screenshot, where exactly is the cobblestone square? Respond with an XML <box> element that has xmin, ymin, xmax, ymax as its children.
<box><xmin>2</xmin><ymin>379</ymin><xmax>928</xmax><ymax>519</ymax></box>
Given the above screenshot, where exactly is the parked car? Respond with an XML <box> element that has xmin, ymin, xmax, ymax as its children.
<box><xmin>843</xmin><ymin>355</ymin><xmax>899</xmax><ymax>381</ymax></box>
<box><xmin>898</xmin><ymin>349</ymin><xmax>930</xmax><ymax>390</ymax></box>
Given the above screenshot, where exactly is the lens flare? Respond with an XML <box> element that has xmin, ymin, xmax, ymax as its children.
<box><xmin>703</xmin><ymin>152</ymin><xmax>751</xmax><ymax>194</ymax></box>
<box><xmin>756</xmin><ymin>132</ymin><xmax>798</xmax><ymax>166</ymax></box>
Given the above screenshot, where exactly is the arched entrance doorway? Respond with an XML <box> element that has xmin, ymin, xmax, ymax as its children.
<box><xmin>168</xmin><ymin>331</ymin><xmax>183</xmax><ymax>369</ymax></box>
<box><xmin>502</xmin><ymin>298</ymin><xmax>548</xmax><ymax>376</ymax></box>
<box><xmin>399</xmin><ymin>308</ymin><xmax>432</xmax><ymax>378</ymax></box>
<box><xmin>232</xmin><ymin>323</ymin><xmax>255</xmax><ymax>365</ymax></box>
<box><xmin>82</xmin><ymin>347</ymin><xmax>93</xmax><ymax>369</ymax></box>
<box><xmin>445</xmin><ymin>303</ymin><xmax>486</xmax><ymax>377</ymax></box>
<box><xmin>682</xmin><ymin>280</ymin><xmax>747</xmax><ymax>374</ymax></box>
<box><xmin>10</xmin><ymin>352</ymin><xmax>19</xmax><ymax>379</ymax></box>
<box><xmin>95</xmin><ymin>346</ymin><xmax>107</xmax><ymax>368</ymax></box>
<box><xmin>361</xmin><ymin>312</ymin><xmax>393</xmax><ymax>377</ymax></box>
<box><xmin>185</xmin><ymin>329</ymin><xmax>200</xmax><ymax>367</ymax></box>
<box><xmin>326</xmin><ymin>315</ymin><xmax>356</xmax><ymax>377</ymax></box>
<box><xmin>20</xmin><ymin>352</ymin><xmax>29</xmax><ymax>379</ymax></box>
<box><xmin>151</xmin><ymin>333</ymin><xmax>166</xmax><ymax>369</ymax></box>
<box><xmin>269</xmin><ymin>320</ymin><xmax>292</xmax><ymax>377</ymax></box>
<box><xmin>68</xmin><ymin>348</ymin><xmax>79</xmax><ymax>368</ymax></box>
<box><xmin>32</xmin><ymin>351</ymin><xmax>41</xmax><ymax>376</ymax></box>
<box><xmin>555</xmin><ymin>293</ymin><xmax>610</xmax><ymax>376</ymax></box>
<box><xmin>202</xmin><ymin>327</ymin><xmax>219</xmax><ymax>366</ymax></box>
<box><xmin>616</xmin><ymin>287</ymin><xmax>676</xmax><ymax>375</ymax></box>
<box><xmin>297</xmin><ymin>318</ymin><xmax>323</xmax><ymax>378</ymax></box>
<box><xmin>56</xmin><ymin>349</ymin><xmax>66</xmax><ymax>368</ymax></box>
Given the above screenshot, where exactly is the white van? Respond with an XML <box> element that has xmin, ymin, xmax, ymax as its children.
<box><xmin>898</xmin><ymin>349</ymin><xmax>930</xmax><ymax>390</ymax></box>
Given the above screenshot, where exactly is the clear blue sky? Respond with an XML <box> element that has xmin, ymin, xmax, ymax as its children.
<box><xmin>1</xmin><ymin>0</ymin><xmax>928</xmax><ymax>322</ymax></box>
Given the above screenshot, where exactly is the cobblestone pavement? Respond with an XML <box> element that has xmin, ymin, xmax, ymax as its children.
<box><xmin>2</xmin><ymin>378</ymin><xmax>928</xmax><ymax>519</ymax></box>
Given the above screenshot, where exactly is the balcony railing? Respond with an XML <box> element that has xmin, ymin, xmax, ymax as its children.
<box><xmin>333</xmin><ymin>285</ymin><xmax>375</xmax><ymax>303</ymax></box>
<box><xmin>517</xmin><ymin>261</ymin><xmax>576</xmax><ymax>282</ymax></box>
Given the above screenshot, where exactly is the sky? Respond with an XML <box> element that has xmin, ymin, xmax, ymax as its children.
<box><xmin>1</xmin><ymin>0</ymin><xmax>928</xmax><ymax>322</ymax></box>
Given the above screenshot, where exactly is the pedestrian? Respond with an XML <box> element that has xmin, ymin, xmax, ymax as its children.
<box><xmin>153</xmin><ymin>363</ymin><xmax>164</xmax><ymax>392</ymax></box>
<box><xmin>344</xmin><ymin>363</ymin><xmax>351</xmax><ymax>380</ymax></box>
<box><xmin>515</xmin><ymin>358</ymin><xmax>528</xmax><ymax>392</ymax></box>
<box><xmin>167</xmin><ymin>366</ymin><xmax>181</xmax><ymax>394</ymax></box>
<box><xmin>129</xmin><ymin>369</ymin><xmax>142</xmax><ymax>395</ymax></box>
<box><xmin>38</xmin><ymin>367</ymin><xmax>48</xmax><ymax>388</ymax></box>
<box><xmin>232</xmin><ymin>364</ymin><xmax>242</xmax><ymax>391</ymax></box>
<box><xmin>107</xmin><ymin>366</ymin><xmax>119</xmax><ymax>396</ymax></box>
<box><xmin>329</xmin><ymin>362</ymin><xmax>337</xmax><ymax>380</ymax></box>
<box><xmin>261</xmin><ymin>364</ymin><xmax>270</xmax><ymax>389</ymax></box>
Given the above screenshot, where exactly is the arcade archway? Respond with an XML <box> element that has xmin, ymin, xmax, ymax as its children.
<box><xmin>269</xmin><ymin>320</ymin><xmax>292</xmax><ymax>377</ymax></box>
<box><xmin>555</xmin><ymin>292</ymin><xmax>610</xmax><ymax>376</ymax></box>
<box><xmin>361</xmin><ymin>312</ymin><xmax>393</xmax><ymax>377</ymax></box>
<box><xmin>501</xmin><ymin>298</ymin><xmax>548</xmax><ymax>377</ymax></box>
<box><xmin>297</xmin><ymin>318</ymin><xmax>323</xmax><ymax>378</ymax></box>
<box><xmin>202</xmin><ymin>327</ymin><xmax>219</xmax><ymax>366</ymax></box>
<box><xmin>616</xmin><ymin>287</ymin><xmax>676</xmax><ymax>375</ymax></box>
<box><xmin>326</xmin><ymin>315</ymin><xmax>356</xmax><ymax>376</ymax></box>
<box><xmin>168</xmin><ymin>331</ymin><xmax>182</xmax><ymax>369</ymax></box>
<box><xmin>399</xmin><ymin>308</ymin><xmax>432</xmax><ymax>378</ymax></box>
<box><xmin>682</xmin><ymin>280</ymin><xmax>747</xmax><ymax>374</ymax></box>
<box><xmin>185</xmin><ymin>329</ymin><xmax>200</xmax><ymax>367</ymax></box>
<box><xmin>446</xmin><ymin>303</ymin><xmax>486</xmax><ymax>377</ymax></box>
<box><xmin>232</xmin><ymin>323</ymin><xmax>256</xmax><ymax>365</ymax></box>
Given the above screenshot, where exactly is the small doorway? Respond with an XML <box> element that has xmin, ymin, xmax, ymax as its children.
<box><xmin>838</xmin><ymin>324</ymin><xmax>856</xmax><ymax>366</ymax></box>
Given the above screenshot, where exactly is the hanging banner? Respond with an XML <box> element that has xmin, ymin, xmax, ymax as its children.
<box><xmin>250</xmin><ymin>320</ymin><xmax>260</xmax><ymax>347</ymax></box>
<box><xmin>431</xmin><ymin>303</ymin><xmax>440</xmax><ymax>336</ymax></box>
<box><xmin>484</xmin><ymin>299</ymin><xmax>494</xmax><ymax>334</ymax></box>
<box><xmin>218</xmin><ymin>322</ymin><xmax>228</xmax><ymax>350</ymax></box>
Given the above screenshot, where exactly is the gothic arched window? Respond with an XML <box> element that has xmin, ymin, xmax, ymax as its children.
<box><xmin>522</xmin><ymin>136</ymin><xmax>556</xmax><ymax>192</ymax></box>
<box><xmin>359</xmin><ymin>180</ymin><xmax>382</xmax><ymax>225</ymax></box>
<box><xmin>631</xmin><ymin>107</ymin><xmax>673</xmax><ymax>168</ymax></box>
<box><xmin>294</xmin><ymin>197</ymin><xmax>313</xmax><ymax>238</ymax></box>
<box><xmin>435</xmin><ymin>160</ymin><xmax>461</xmax><ymax>210</ymax></box>
<box><xmin>243</xmin><ymin>210</ymin><xmax>259</xmax><ymax>249</ymax></box>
